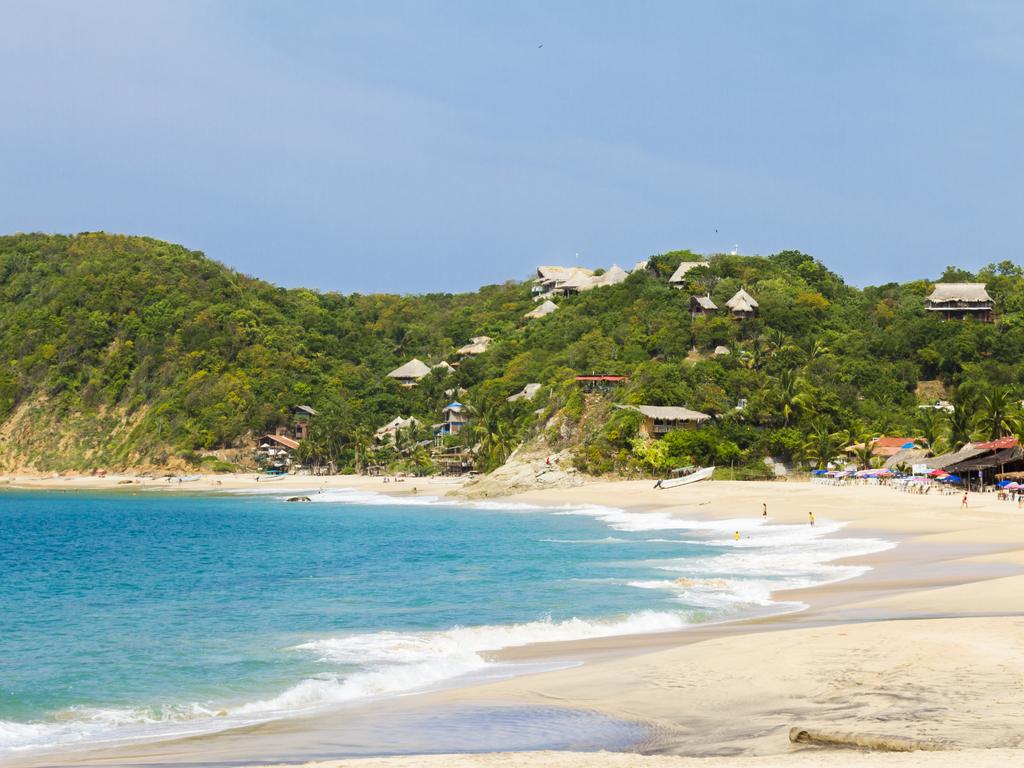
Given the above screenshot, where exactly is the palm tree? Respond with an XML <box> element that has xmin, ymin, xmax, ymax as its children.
<box><xmin>763</xmin><ymin>329</ymin><xmax>789</xmax><ymax>356</ymax></box>
<box><xmin>979</xmin><ymin>385</ymin><xmax>1016</xmax><ymax>440</ymax></box>
<box><xmin>915</xmin><ymin>407</ymin><xmax>945</xmax><ymax>451</ymax></box>
<box><xmin>803</xmin><ymin>420</ymin><xmax>843</xmax><ymax>469</ymax></box>
<box><xmin>774</xmin><ymin>369</ymin><xmax>801</xmax><ymax>427</ymax></box>
<box><xmin>472</xmin><ymin>408</ymin><xmax>516</xmax><ymax>469</ymax></box>
<box><xmin>801</xmin><ymin>339</ymin><xmax>831</xmax><ymax>365</ymax></box>
<box><xmin>945</xmin><ymin>407</ymin><xmax>976</xmax><ymax>452</ymax></box>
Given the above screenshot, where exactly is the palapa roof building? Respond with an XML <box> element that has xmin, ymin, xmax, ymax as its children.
<box><xmin>456</xmin><ymin>336</ymin><xmax>492</xmax><ymax>356</ymax></box>
<box><xmin>507</xmin><ymin>382</ymin><xmax>541</xmax><ymax>402</ymax></box>
<box><xmin>524</xmin><ymin>300</ymin><xmax>558</xmax><ymax>319</ymax></box>
<box><xmin>925</xmin><ymin>283</ymin><xmax>993</xmax><ymax>322</ymax></box>
<box><xmin>387</xmin><ymin>358</ymin><xmax>432</xmax><ymax>386</ymax></box>
<box><xmin>668</xmin><ymin>261</ymin><xmax>710</xmax><ymax>286</ymax></box>
<box><xmin>533</xmin><ymin>266</ymin><xmax>595</xmax><ymax>295</ymax></box>
<box><xmin>616</xmin><ymin>404</ymin><xmax>711</xmax><ymax>437</ymax></box>
<box><xmin>690</xmin><ymin>295</ymin><xmax>717</xmax><ymax>318</ymax></box>
<box><xmin>725</xmin><ymin>288</ymin><xmax>759</xmax><ymax>317</ymax></box>
<box><xmin>433</xmin><ymin>361</ymin><xmax>455</xmax><ymax>374</ymax></box>
<box><xmin>375</xmin><ymin>416</ymin><xmax>419</xmax><ymax>441</ymax></box>
<box><xmin>533</xmin><ymin>263</ymin><xmax>633</xmax><ymax>297</ymax></box>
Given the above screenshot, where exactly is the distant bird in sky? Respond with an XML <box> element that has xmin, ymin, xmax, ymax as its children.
<box><xmin>538</xmin><ymin>43</ymin><xmax>543</xmax><ymax>48</ymax></box>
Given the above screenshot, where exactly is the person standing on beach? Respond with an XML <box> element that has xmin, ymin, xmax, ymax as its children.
<box><xmin>809</xmin><ymin>511</ymin><xmax>815</xmax><ymax>526</ymax></box>
<box><xmin>734</xmin><ymin>531</ymin><xmax>740</xmax><ymax>541</ymax></box>
<box><xmin>762</xmin><ymin>503</ymin><xmax>767</xmax><ymax>519</ymax></box>
<box><xmin>962</xmin><ymin>493</ymin><xmax>968</xmax><ymax>509</ymax></box>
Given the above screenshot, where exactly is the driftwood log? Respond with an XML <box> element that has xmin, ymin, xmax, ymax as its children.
<box><xmin>789</xmin><ymin>726</ymin><xmax>946</xmax><ymax>752</ymax></box>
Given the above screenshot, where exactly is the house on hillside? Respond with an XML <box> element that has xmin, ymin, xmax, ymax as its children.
<box><xmin>434</xmin><ymin>402</ymin><xmax>468</xmax><ymax>441</ymax></box>
<box><xmin>256</xmin><ymin>433</ymin><xmax>300</xmax><ymax>471</ymax></box>
<box><xmin>508</xmin><ymin>382</ymin><xmax>541</xmax><ymax>402</ymax></box>
<box><xmin>725</xmin><ymin>289</ymin><xmax>759</xmax><ymax>319</ymax></box>
<box><xmin>925</xmin><ymin>283</ymin><xmax>994</xmax><ymax>322</ymax></box>
<box><xmin>525</xmin><ymin>300</ymin><xmax>558</xmax><ymax>319</ymax></box>
<box><xmin>375</xmin><ymin>416</ymin><xmax>419</xmax><ymax>443</ymax></box>
<box><xmin>575</xmin><ymin>374</ymin><xmax>629</xmax><ymax>393</ymax></box>
<box><xmin>433</xmin><ymin>361</ymin><xmax>455</xmax><ymax>375</ymax></box>
<box><xmin>291</xmin><ymin>405</ymin><xmax>317</xmax><ymax>440</ymax></box>
<box><xmin>456</xmin><ymin>336</ymin><xmax>492</xmax><ymax>357</ymax></box>
<box><xmin>690</xmin><ymin>295</ymin><xmax>717</xmax><ymax>319</ymax></box>
<box><xmin>387</xmin><ymin>358</ymin><xmax>432</xmax><ymax>387</ymax></box>
<box><xmin>534</xmin><ymin>266</ymin><xmax>595</xmax><ymax>296</ymax></box>
<box><xmin>592</xmin><ymin>264</ymin><xmax>629</xmax><ymax>288</ymax></box>
<box><xmin>533</xmin><ymin>264</ymin><xmax>633</xmax><ymax>298</ymax></box>
<box><xmin>668</xmin><ymin>261</ymin><xmax>710</xmax><ymax>287</ymax></box>
<box><xmin>615</xmin><ymin>404</ymin><xmax>711</xmax><ymax>438</ymax></box>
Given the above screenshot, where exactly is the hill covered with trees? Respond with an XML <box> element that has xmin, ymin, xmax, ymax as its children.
<box><xmin>2</xmin><ymin>232</ymin><xmax>1023</xmax><ymax>476</ymax></box>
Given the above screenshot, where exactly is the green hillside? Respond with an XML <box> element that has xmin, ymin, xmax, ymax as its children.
<box><xmin>2</xmin><ymin>232</ymin><xmax>1023</xmax><ymax>475</ymax></box>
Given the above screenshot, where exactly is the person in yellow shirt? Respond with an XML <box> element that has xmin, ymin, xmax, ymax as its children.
<box><xmin>734</xmin><ymin>530</ymin><xmax>740</xmax><ymax>541</ymax></box>
<box><xmin>809</xmin><ymin>511</ymin><xmax>815</xmax><ymax>526</ymax></box>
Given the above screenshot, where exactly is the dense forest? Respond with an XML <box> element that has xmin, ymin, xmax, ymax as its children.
<box><xmin>2</xmin><ymin>232</ymin><xmax>1023</xmax><ymax>477</ymax></box>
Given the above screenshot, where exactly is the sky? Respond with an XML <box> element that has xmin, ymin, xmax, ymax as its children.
<box><xmin>1</xmin><ymin>1</ymin><xmax>1022</xmax><ymax>294</ymax></box>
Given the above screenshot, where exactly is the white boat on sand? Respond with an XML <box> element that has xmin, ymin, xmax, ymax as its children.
<box><xmin>655</xmin><ymin>466</ymin><xmax>715</xmax><ymax>488</ymax></box>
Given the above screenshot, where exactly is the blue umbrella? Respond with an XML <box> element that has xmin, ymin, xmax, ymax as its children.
<box><xmin>901</xmin><ymin>441</ymin><xmax>916</xmax><ymax>449</ymax></box>
<box><xmin>997</xmin><ymin>480</ymin><xmax>1012</xmax><ymax>488</ymax></box>
<box><xmin>812</xmin><ymin>469</ymin><xmax>827</xmax><ymax>475</ymax></box>
<box><xmin>943</xmin><ymin>474</ymin><xmax>962</xmax><ymax>483</ymax></box>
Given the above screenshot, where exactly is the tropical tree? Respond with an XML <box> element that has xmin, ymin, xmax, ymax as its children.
<box><xmin>471</xmin><ymin>405</ymin><xmax>517</xmax><ymax>471</ymax></box>
<box><xmin>915</xmin><ymin>407</ymin><xmax>945</xmax><ymax>451</ymax></box>
<box><xmin>803</xmin><ymin>420</ymin><xmax>843</xmax><ymax>469</ymax></box>
<box><xmin>773</xmin><ymin>369</ymin><xmax>811</xmax><ymax>427</ymax></box>
<box><xmin>978</xmin><ymin>385</ymin><xmax>1017</xmax><ymax>441</ymax></box>
<box><xmin>801</xmin><ymin>339</ymin><xmax>830</xmax><ymax>365</ymax></box>
<box><xmin>945</xmin><ymin>407</ymin><xmax>976</xmax><ymax>452</ymax></box>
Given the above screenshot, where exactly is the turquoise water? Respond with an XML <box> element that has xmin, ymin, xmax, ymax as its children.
<box><xmin>0</xmin><ymin>487</ymin><xmax>892</xmax><ymax>755</ymax></box>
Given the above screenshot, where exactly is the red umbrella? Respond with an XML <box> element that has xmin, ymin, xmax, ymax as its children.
<box><xmin>928</xmin><ymin>469</ymin><xmax>947</xmax><ymax>477</ymax></box>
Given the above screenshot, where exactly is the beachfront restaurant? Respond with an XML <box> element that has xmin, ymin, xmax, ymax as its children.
<box><xmin>925</xmin><ymin>437</ymin><xmax>1024</xmax><ymax>491</ymax></box>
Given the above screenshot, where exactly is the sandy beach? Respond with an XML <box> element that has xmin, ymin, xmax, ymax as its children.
<box><xmin>4</xmin><ymin>475</ymin><xmax>1024</xmax><ymax>767</ymax></box>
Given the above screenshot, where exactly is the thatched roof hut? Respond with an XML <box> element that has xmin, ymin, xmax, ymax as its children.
<box><xmin>387</xmin><ymin>358</ymin><xmax>432</xmax><ymax>386</ymax></box>
<box><xmin>668</xmin><ymin>261</ymin><xmax>710</xmax><ymax>286</ymax></box>
<box><xmin>525</xmin><ymin>300</ymin><xmax>558</xmax><ymax>319</ymax></box>
<box><xmin>616</xmin><ymin>404</ymin><xmax>711</xmax><ymax>437</ymax></box>
<box><xmin>926</xmin><ymin>283</ymin><xmax>994</xmax><ymax>321</ymax></box>
<box><xmin>726</xmin><ymin>289</ymin><xmax>759</xmax><ymax>317</ymax></box>
<box><xmin>508</xmin><ymin>383</ymin><xmax>541</xmax><ymax>402</ymax></box>
<box><xmin>456</xmin><ymin>336</ymin><xmax>492</xmax><ymax>356</ymax></box>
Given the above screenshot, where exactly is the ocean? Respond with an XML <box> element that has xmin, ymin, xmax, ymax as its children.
<box><xmin>0</xmin><ymin>487</ymin><xmax>892</xmax><ymax>757</ymax></box>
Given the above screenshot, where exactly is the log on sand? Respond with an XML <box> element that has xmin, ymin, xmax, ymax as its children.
<box><xmin>789</xmin><ymin>726</ymin><xmax>947</xmax><ymax>752</ymax></box>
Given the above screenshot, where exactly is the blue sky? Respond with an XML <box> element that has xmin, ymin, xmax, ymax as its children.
<box><xmin>1</xmin><ymin>1</ymin><xmax>1022</xmax><ymax>293</ymax></box>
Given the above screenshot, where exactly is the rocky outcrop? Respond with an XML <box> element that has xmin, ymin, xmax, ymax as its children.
<box><xmin>452</xmin><ymin>449</ymin><xmax>584</xmax><ymax>499</ymax></box>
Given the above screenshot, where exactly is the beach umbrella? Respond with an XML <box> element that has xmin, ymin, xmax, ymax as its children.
<box><xmin>943</xmin><ymin>474</ymin><xmax>962</xmax><ymax>483</ymax></box>
<box><xmin>901</xmin><ymin>442</ymin><xmax>916</xmax><ymax>449</ymax></box>
<box><xmin>928</xmin><ymin>469</ymin><xmax>947</xmax><ymax>477</ymax></box>
<box><xmin>1007</xmin><ymin>482</ymin><xmax>1021</xmax><ymax>490</ymax></box>
<box><xmin>812</xmin><ymin>469</ymin><xmax>827</xmax><ymax>476</ymax></box>
<box><xmin>997</xmin><ymin>480</ymin><xmax>1012</xmax><ymax>488</ymax></box>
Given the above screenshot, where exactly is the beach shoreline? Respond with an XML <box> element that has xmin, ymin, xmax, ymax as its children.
<box><xmin>4</xmin><ymin>476</ymin><xmax>1024</xmax><ymax>767</ymax></box>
